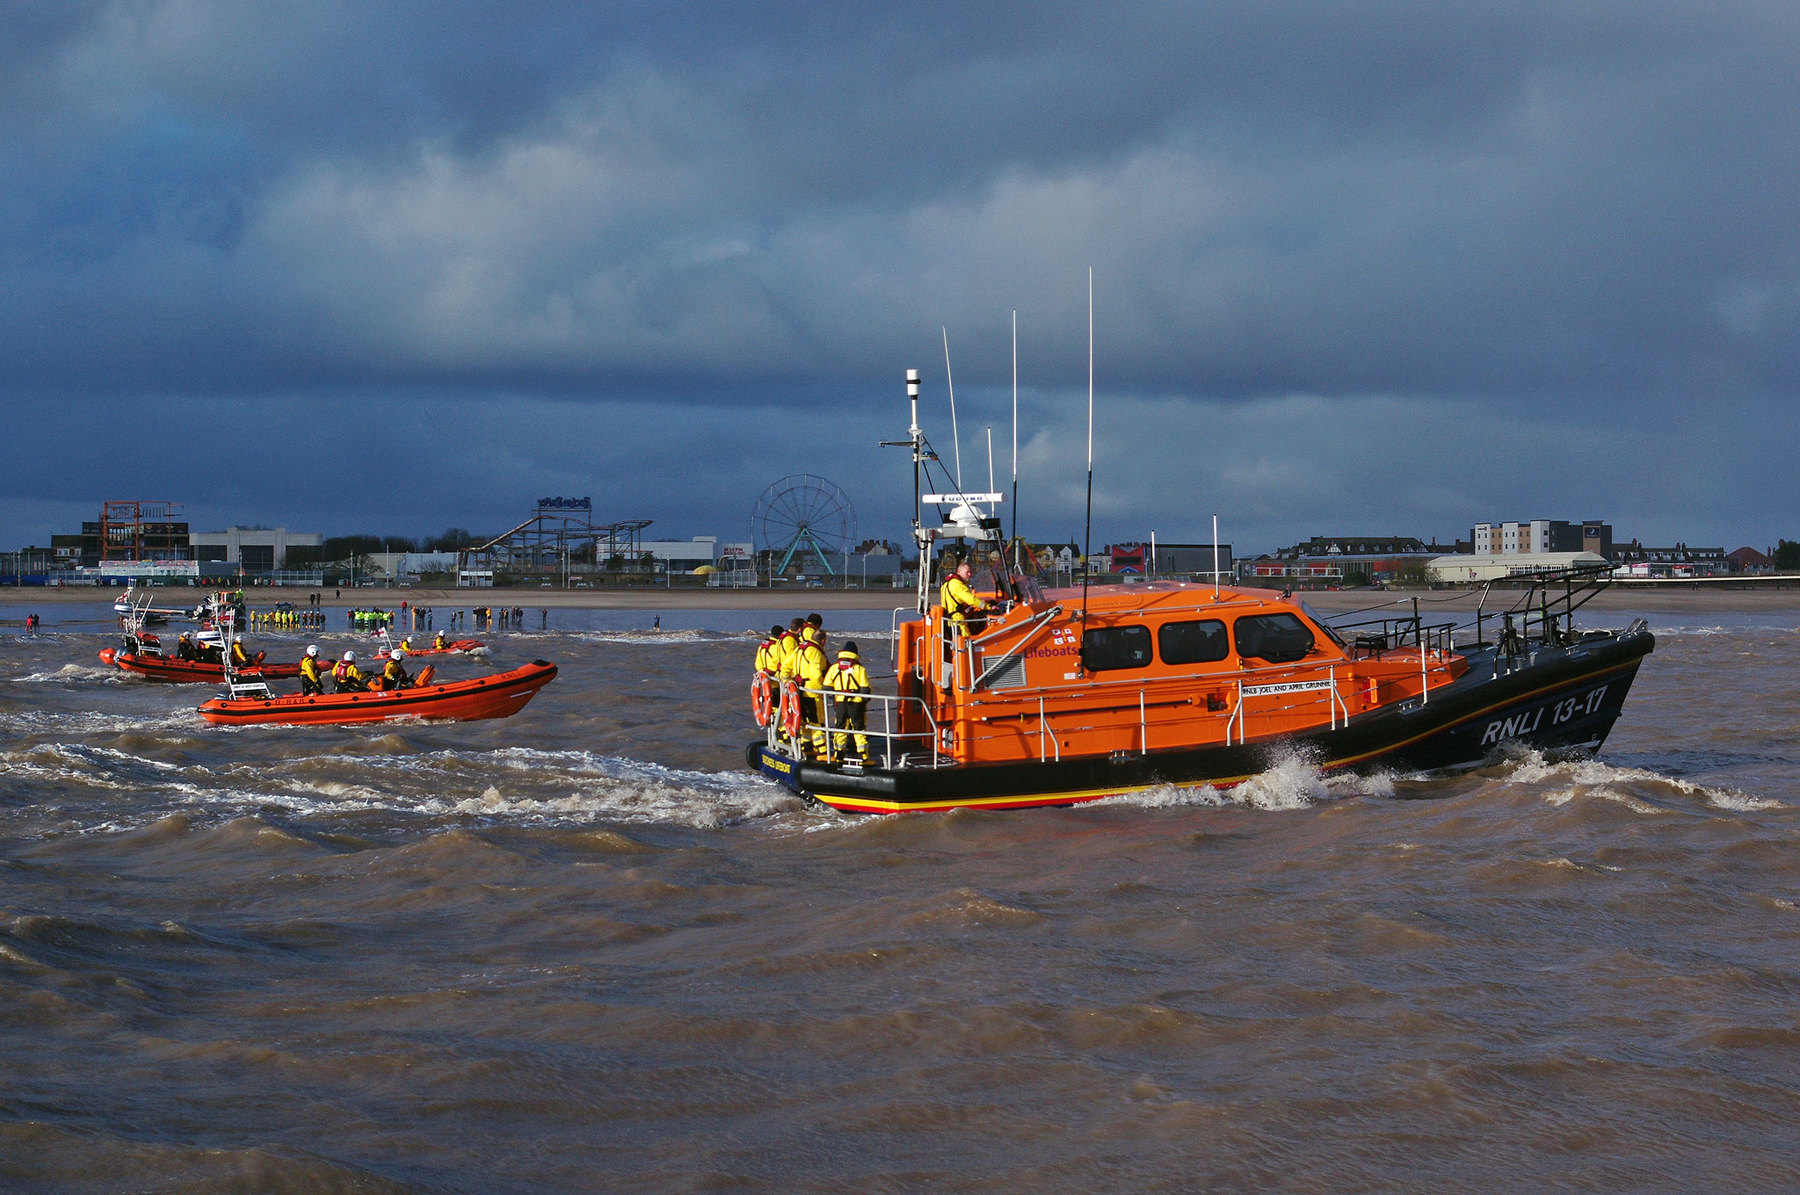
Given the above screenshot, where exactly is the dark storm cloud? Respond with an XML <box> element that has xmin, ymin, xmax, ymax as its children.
<box><xmin>4</xmin><ymin>1</ymin><xmax>1800</xmax><ymax>549</ymax></box>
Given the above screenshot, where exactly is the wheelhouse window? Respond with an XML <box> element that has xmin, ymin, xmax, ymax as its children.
<box><xmin>1299</xmin><ymin>602</ymin><xmax>1347</xmax><ymax>648</ymax></box>
<box><xmin>1234</xmin><ymin>613</ymin><xmax>1315</xmax><ymax>663</ymax></box>
<box><xmin>1082</xmin><ymin>624</ymin><xmax>1152</xmax><ymax>671</ymax></box>
<box><xmin>1158</xmin><ymin>619</ymin><xmax>1229</xmax><ymax>665</ymax></box>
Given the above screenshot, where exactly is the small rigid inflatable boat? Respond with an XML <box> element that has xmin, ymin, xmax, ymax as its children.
<box><xmin>100</xmin><ymin>647</ymin><xmax>301</xmax><ymax>683</ymax></box>
<box><xmin>377</xmin><ymin>639</ymin><xmax>486</xmax><ymax>658</ymax></box>
<box><xmin>197</xmin><ymin>660</ymin><xmax>557</xmax><ymax>726</ymax></box>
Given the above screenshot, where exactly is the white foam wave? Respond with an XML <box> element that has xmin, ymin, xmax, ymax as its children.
<box><xmin>1095</xmin><ymin>752</ymin><xmax>1340</xmax><ymax>812</ymax></box>
<box><xmin>568</xmin><ymin>629</ymin><xmax>740</xmax><ymax>646</ymax></box>
<box><xmin>12</xmin><ymin>663</ymin><xmax>126</xmax><ymax>684</ymax></box>
<box><xmin>150</xmin><ymin>746</ymin><xmax>809</xmax><ymax>830</ymax></box>
<box><xmin>1232</xmin><ymin>754</ymin><xmax>1332</xmax><ymax>810</ymax></box>
<box><xmin>1096</xmin><ymin>783</ymin><xmax>1231</xmax><ymax>810</ymax></box>
<box><xmin>0</xmin><ymin>708</ymin><xmax>206</xmax><ymax>735</ymax></box>
<box><xmin>1500</xmin><ymin>749</ymin><xmax>1773</xmax><ymax>811</ymax></box>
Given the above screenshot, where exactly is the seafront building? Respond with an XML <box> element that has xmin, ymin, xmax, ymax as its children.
<box><xmin>1240</xmin><ymin>535</ymin><xmax>1453</xmax><ymax>586</ymax></box>
<box><xmin>1429</xmin><ymin>551</ymin><xmax>1611</xmax><ymax>584</ymax></box>
<box><xmin>1471</xmin><ymin>519</ymin><xmax>1613</xmax><ymax>559</ymax></box>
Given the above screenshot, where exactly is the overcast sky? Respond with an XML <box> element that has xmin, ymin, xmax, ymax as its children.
<box><xmin>4</xmin><ymin>1</ymin><xmax>1798</xmax><ymax>556</ymax></box>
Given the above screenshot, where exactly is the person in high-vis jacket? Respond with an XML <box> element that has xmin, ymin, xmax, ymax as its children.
<box><xmin>381</xmin><ymin>647</ymin><xmax>413</xmax><ymax>691</ymax></box>
<box><xmin>823</xmin><ymin>640</ymin><xmax>873</xmax><ymax>761</ymax></box>
<box><xmin>940</xmin><ymin>560</ymin><xmax>991</xmax><ymax>635</ymax></box>
<box><xmin>229</xmin><ymin>638</ymin><xmax>254</xmax><ymax>669</ymax></box>
<box><xmin>793</xmin><ymin>626</ymin><xmax>830</xmax><ymax>756</ymax></box>
<box><xmin>332</xmin><ymin>651</ymin><xmax>368</xmax><ymax>693</ymax></box>
<box><xmin>433</xmin><ymin>630</ymin><xmax>448</xmax><ymax>650</ymax></box>
<box><xmin>776</xmin><ymin>617</ymin><xmax>806</xmax><ymax>681</ymax></box>
<box><xmin>298</xmin><ymin>645</ymin><xmax>327</xmax><ymax>696</ymax></box>
<box><xmin>754</xmin><ymin>625</ymin><xmax>784</xmax><ymax>675</ymax></box>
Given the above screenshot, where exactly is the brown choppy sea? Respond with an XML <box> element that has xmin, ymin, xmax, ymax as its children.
<box><xmin>4</xmin><ymin>600</ymin><xmax>1800</xmax><ymax>1192</ymax></box>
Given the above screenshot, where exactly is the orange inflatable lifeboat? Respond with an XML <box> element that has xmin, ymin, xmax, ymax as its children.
<box><xmin>197</xmin><ymin>660</ymin><xmax>557</xmax><ymax>726</ymax></box>
<box><xmin>101</xmin><ymin>645</ymin><xmax>300</xmax><ymax>683</ymax></box>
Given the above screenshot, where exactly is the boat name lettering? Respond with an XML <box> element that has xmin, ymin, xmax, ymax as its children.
<box><xmin>764</xmin><ymin>756</ymin><xmax>792</xmax><ymax>774</ymax></box>
<box><xmin>1480</xmin><ymin>685</ymin><xmax>1608</xmax><ymax>746</ymax></box>
<box><xmin>1242</xmin><ymin>679</ymin><xmax>1335</xmax><ymax>697</ymax></box>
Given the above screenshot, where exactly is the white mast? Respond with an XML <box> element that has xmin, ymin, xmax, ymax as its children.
<box><xmin>1213</xmin><ymin>514</ymin><xmax>1221</xmax><ymax>599</ymax></box>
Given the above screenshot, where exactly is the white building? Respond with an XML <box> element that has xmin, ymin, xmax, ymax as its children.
<box><xmin>640</xmin><ymin>536</ymin><xmax>756</xmax><ymax>572</ymax></box>
<box><xmin>1430</xmin><ymin>551</ymin><xmax>1609</xmax><ymax>584</ymax></box>
<box><xmin>367</xmin><ymin>551</ymin><xmax>459</xmax><ymax>581</ymax></box>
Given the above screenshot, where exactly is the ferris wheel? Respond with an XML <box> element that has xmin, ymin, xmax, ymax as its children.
<box><xmin>753</xmin><ymin>474</ymin><xmax>857</xmax><ymax>577</ymax></box>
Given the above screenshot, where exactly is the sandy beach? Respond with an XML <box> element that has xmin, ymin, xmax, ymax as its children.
<box><xmin>8</xmin><ymin>579</ymin><xmax>1800</xmax><ymax>615</ymax></box>
<box><xmin>9</xmin><ymin>579</ymin><xmax>1800</xmax><ymax>614</ymax></box>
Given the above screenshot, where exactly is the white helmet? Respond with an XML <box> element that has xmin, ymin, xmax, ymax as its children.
<box><xmin>305</xmin><ymin>645</ymin><xmax>318</xmax><ymax>656</ymax></box>
<box><xmin>342</xmin><ymin>651</ymin><xmax>356</xmax><ymax>662</ymax></box>
<box><xmin>390</xmin><ymin>647</ymin><xmax>406</xmax><ymax>659</ymax></box>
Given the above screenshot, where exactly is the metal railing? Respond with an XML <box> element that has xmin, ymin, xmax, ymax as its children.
<box><xmin>767</xmin><ymin>682</ymin><xmax>945</xmax><ymax>769</ymax></box>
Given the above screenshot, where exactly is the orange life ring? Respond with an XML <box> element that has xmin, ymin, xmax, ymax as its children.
<box><xmin>779</xmin><ymin>681</ymin><xmax>804</xmax><ymax>741</ymax></box>
<box><xmin>751</xmin><ymin>673</ymin><xmax>776</xmax><ymax>726</ymax></box>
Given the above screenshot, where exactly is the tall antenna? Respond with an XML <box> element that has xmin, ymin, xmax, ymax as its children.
<box><xmin>985</xmin><ymin>426</ymin><xmax>995</xmax><ymax>496</ymax></box>
<box><xmin>1081</xmin><ymin>268</ymin><xmax>1094</xmax><ymax>627</ymax></box>
<box><xmin>1213</xmin><ymin>513</ymin><xmax>1221</xmax><ymax>600</ymax></box>
<box><xmin>943</xmin><ymin>327</ymin><xmax>962</xmax><ymax>487</ymax></box>
<box><xmin>1011</xmin><ymin>309</ymin><xmax>1020</xmax><ymax>560</ymax></box>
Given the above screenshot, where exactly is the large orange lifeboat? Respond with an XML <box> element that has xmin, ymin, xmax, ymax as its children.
<box><xmin>197</xmin><ymin>660</ymin><xmax>557</xmax><ymax>726</ymax></box>
<box><xmin>746</xmin><ymin>368</ymin><xmax>1655</xmax><ymax>815</ymax></box>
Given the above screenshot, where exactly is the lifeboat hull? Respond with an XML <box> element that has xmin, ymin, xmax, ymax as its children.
<box><xmin>196</xmin><ymin>660</ymin><xmax>557</xmax><ymax>726</ymax></box>
<box><xmin>102</xmin><ymin>650</ymin><xmax>301</xmax><ymax>683</ymax></box>
<box><xmin>748</xmin><ymin>629</ymin><xmax>1654</xmax><ymax>815</ymax></box>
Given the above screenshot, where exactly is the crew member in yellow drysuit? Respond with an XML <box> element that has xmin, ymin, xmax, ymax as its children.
<box><xmin>793</xmin><ymin>626</ymin><xmax>829</xmax><ymax>756</ymax></box>
<box><xmin>823</xmin><ymin>640</ymin><xmax>872</xmax><ymax>761</ymax></box>
<box><xmin>940</xmin><ymin>560</ymin><xmax>991</xmax><ymax>635</ymax></box>
<box><xmin>298</xmin><ymin>645</ymin><xmax>327</xmax><ymax>696</ymax></box>
<box><xmin>381</xmin><ymin>647</ymin><xmax>413</xmax><ymax>691</ymax></box>
<box><xmin>332</xmin><ymin>651</ymin><xmax>368</xmax><ymax>693</ymax></box>
<box><xmin>754</xmin><ymin>625</ymin><xmax>784</xmax><ymax>675</ymax></box>
<box><xmin>776</xmin><ymin>618</ymin><xmax>805</xmax><ymax>680</ymax></box>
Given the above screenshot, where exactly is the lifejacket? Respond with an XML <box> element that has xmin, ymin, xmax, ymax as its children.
<box><xmin>941</xmin><ymin>573</ymin><xmax>982</xmax><ymax>621</ymax></box>
<box><xmin>795</xmin><ymin>638</ymin><xmax>828</xmax><ymax>687</ymax></box>
<box><xmin>775</xmin><ymin>631</ymin><xmax>802</xmax><ymax>679</ymax></box>
<box><xmin>299</xmin><ymin>656</ymin><xmax>325</xmax><ymax>686</ymax></box>
<box><xmin>383</xmin><ymin>659</ymin><xmax>411</xmax><ymax>689</ymax></box>
<box><xmin>754</xmin><ymin>637</ymin><xmax>780</xmax><ymax>674</ymax></box>
<box><xmin>824</xmin><ymin>655</ymin><xmax>869</xmax><ymax>701</ymax></box>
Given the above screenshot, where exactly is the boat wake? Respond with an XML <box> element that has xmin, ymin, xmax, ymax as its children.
<box><xmin>1097</xmin><ymin>751</ymin><xmax>1396</xmax><ymax>812</ymax></box>
<box><xmin>1455</xmin><ymin>747</ymin><xmax>1776</xmax><ymax>813</ymax></box>
<box><xmin>11</xmin><ymin>663</ymin><xmax>126</xmax><ymax>684</ymax></box>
